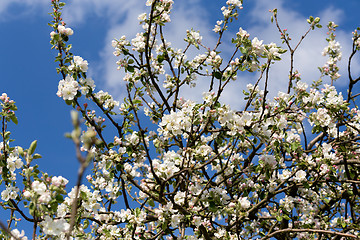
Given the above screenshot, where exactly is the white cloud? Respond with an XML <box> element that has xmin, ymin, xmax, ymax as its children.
<box><xmin>218</xmin><ymin>0</ymin><xmax>359</xmax><ymax>108</ymax></box>
<box><xmin>63</xmin><ymin>0</ymin><xmax>142</xmax><ymax>26</ymax></box>
<box><xmin>0</xmin><ymin>0</ymin><xmax>49</xmax><ymax>21</ymax></box>
<box><xmin>0</xmin><ymin>0</ymin><xmax>357</xmax><ymax>109</ymax></box>
<box><xmin>75</xmin><ymin>0</ymin><xmax>218</xmax><ymax>102</ymax></box>
<box><xmin>60</xmin><ymin>0</ymin><xmax>360</xmax><ymax>110</ymax></box>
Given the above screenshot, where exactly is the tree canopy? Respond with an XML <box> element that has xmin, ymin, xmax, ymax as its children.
<box><xmin>1</xmin><ymin>0</ymin><xmax>360</xmax><ymax>239</ymax></box>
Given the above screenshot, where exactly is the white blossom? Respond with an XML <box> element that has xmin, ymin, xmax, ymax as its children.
<box><xmin>238</xmin><ymin>197</ymin><xmax>251</xmax><ymax>209</ymax></box>
<box><xmin>56</xmin><ymin>75</ymin><xmax>79</xmax><ymax>100</ymax></box>
<box><xmin>1</xmin><ymin>185</ymin><xmax>19</xmax><ymax>202</ymax></box>
<box><xmin>42</xmin><ymin>216</ymin><xmax>70</xmax><ymax>236</ymax></box>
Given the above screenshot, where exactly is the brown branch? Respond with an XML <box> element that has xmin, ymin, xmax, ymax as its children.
<box><xmin>66</xmin><ymin>114</ymin><xmax>92</xmax><ymax>240</ymax></box>
<box><xmin>261</xmin><ymin>228</ymin><xmax>360</xmax><ymax>239</ymax></box>
<box><xmin>273</xmin><ymin>11</ymin><xmax>315</xmax><ymax>94</ymax></box>
<box><xmin>9</xmin><ymin>200</ymin><xmax>35</xmax><ymax>223</ymax></box>
<box><xmin>144</xmin><ymin>0</ymin><xmax>171</xmax><ymax>112</ymax></box>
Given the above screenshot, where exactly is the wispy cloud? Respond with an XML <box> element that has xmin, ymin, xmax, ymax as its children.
<box><xmin>64</xmin><ymin>0</ymin><xmax>218</xmax><ymax>102</ymax></box>
<box><xmin>63</xmin><ymin>0</ymin><xmax>142</xmax><ymax>26</ymax></box>
<box><xmin>247</xmin><ymin>0</ymin><xmax>345</xmax><ymax>88</ymax></box>
<box><xmin>0</xmin><ymin>0</ymin><xmax>49</xmax><ymax>21</ymax></box>
<box><xmin>62</xmin><ymin>0</ymin><xmax>359</xmax><ymax>109</ymax></box>
<box><xmin>1</xmin><ymin>0</ymin><xmax>357</xmax><ymax>109</ymax></box>
<box><xmin>218</xmin><ymin>0</ymin><xmax>359</xmax><ymax>108</ymax></box>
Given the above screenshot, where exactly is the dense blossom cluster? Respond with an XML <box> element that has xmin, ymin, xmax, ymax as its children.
<box><xmin>320</xmin><ymin>22</ymin><xmax>342</xmax><ymax>82</ymax></box>
<box><xmin>1</xmin><ymin>0</ymin><xmax>360</xmax><ymax>239</ymax></box>
<box><xmin>56</xmin><ymin>75</ymin><xmax>79</xmax><ymax>100</ymax></box>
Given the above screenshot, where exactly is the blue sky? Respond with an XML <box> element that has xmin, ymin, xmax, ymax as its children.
<box><xmin>0</xmin><ymin>0</ymin><xmax>360</xmax><ymax>235</ymax></box>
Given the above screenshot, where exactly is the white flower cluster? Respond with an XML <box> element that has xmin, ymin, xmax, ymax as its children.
<box><xmin>213</xmin><ymin>20</ymin><xmax>223</xmax><ymax>33</ymax></box>
<box><xmin>151</xmin><ymin>150</ymin><xmax>182</xmax><ymax>179</ymax></box>
<box><xmin>57</xmin><ymin>185</ymin><xmax>101</xmax><ymax>220</ymax></box>
<box><xmin>353</xmin><ymin>29</ymin><xmax>360</xmax><ymax>49</ymax></box>
<box><xmin>147</xmin><ymin>0</ymin><xmax>173</xmax><ymax>23</ymax></box>
<box><xmin>218</xmin><ymin>106</ymin><xmax>253</xmax><ymax>135</ymax></box>
<box><xmin>57</xmin><ymin>75</ymin><xmax>79</xmax><ymax>101</ymax></box>
<box><xmin>307</xmin><ymin>84</ymin><xmax>345</xmax><ymax>128</ymax></box>
<box><xmin>50</xmin><ymin>24</ymin><xmax>73</xmax><ymax>39</ymax></box>
<box><xmin>42</xmin><ymin>216</ymin><xmax>70</xmax><ymax>237</ymax></box>
<box><xmin>237</xmin><ymin>27</ymin><xmax>249</xmax><ymax>39</ymax></box>
<box><xmin>131</xmin><ymin>33</ymin><xmax>146</xmax><ymax>52</ymax></box>
<box><xmin>159</xmin><ymin>100</ymin><xmax>196</xmax><ymax>138</ymax></box>
<box><xmin>238</xmin><ymin>196</ymin><xmax>251</xmax><ymax>209</ymax></box>
<box><xmin>68</xmin><ymin>56</ymin><xmax>88</xmax><ymax>73</ymax></box>
<box><xmin>322</xmin><ymin>40</ymin><xmax>342</xmax><ymax>60</ymax></box>
<box><xmin>186</xmin><ymin>29</ymin><xmax>203</xmax><ymax>45</ymax></box>
<box><xmin>1</xmin><ymin>185</ymin><xmax>19</xmax><ymax>202</ymax></box>
<box><xmin>251</xmin><ymin>37</ymin><xmax>265</xmax><ymax>56</ymax></box>
<box><xmin>321</xmin><ymin>22</ymin><xmax>342</xmax><ymax>81</ymax></box>
<box><xmin>266</xmin><ymin>42</ymin><xmax>281</xmax><ymax>59</ymax></box>
<box><xmin>112</xmin><ymin>35</ymin><xmax>130</xmax><ymax>56</ymax></box>
<box><xmin>206</xmin><ymin>51</ymin><xmax>223</xmax><ymax>68</ymax></box>
<box><xmin>322</xmin><ymin>84</ymin><xmax>344</xmax><ymax>107</ymax></box>
<box><xmin>202</xmin><ymin>186</ymin><xmax>231</xmax><ymax>206</ymax></box>
<box><xmin>303</xmin><ymin>88</ymin><xmax>324</xmax><ymax>105</ymax></box>
<box><xmin>95</xmin><ymin>90</ymin><xmax>119</xmax><ymax>110</ymax></box>
<box><xmin>221</xmin><ymin>0</ymin><xmax>242</xmax><ymax>19</ymax></box>
<box><xmin>309</xmin><ymin>108</ymin><xmax>332</xmax><ymax>127</ymax></box>
<box><xmin>355</xmin><ymin>37</ymin><xmax>360</xmax><ymax>48</ymax></box>
<box><xmin>79</xmin><ymin>77</ymin><xmax>96</xmax><ymax>95</ymax></box>
<box><xmin>259</xmin><ymin>154</ymin><xmax>277</xmax><ymax>169</ymax></box>
<box><xmin>226</xmin><ymin>0</ymin><xmax>243</xmax><ymax>8</ymax></box>
<box><xmin>10</xmin><ymin>229</ymin><xmax>28</xmax><ymax>240</ymax></box>
<box><xmin>6</xmin><ymin>148</ymin><xmax>23</xmax><ymax>180</ymax></box>
<box><xmin>57</xmin><ymin>24</ymin><xmax>73</xmax><ymax>36</ymax></box>
<box><xmin>32</xmin><ymin>180</ymin><xmax>51</xmax><ymax>204</ymax></box>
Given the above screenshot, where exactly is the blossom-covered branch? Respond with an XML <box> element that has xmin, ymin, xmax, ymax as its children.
<box><xmin>0</xmin><ymin>0</ymin><xmax>360</xmax><ymax>239</ymax></box>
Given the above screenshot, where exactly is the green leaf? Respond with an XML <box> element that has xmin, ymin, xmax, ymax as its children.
<box><xmin>55</xmin><ymin>194</ymin><xmax>64</xmax><ymax>202</ymax></box>
<box><xmin>127</xmin><ymin>66</ymin><xmax>135</xmax><ymax>73</ymax></box>
<box><xmin>83</xmin><ymin>219</ymin><xmax>89</xmax><ymax>229</ymax></box>
<box><xmin>17</xmin><ymin>146</ymin><xmax>24</xmax><ymax>157</ymax></box>
<box><xmin>33</xmin><ymin>154</ymin><xmax>42</xmax><ymax>159</ymax></box>
<box><xmin>157</xmin><ymin>55</ymin><xmax>165</xmax><ymax>63</ymax></box>
<box><xmin>80</xmin><ymin>191</ymin><xmax>87</xmax><ymax>200</ymax></box>
<box><xmin>28</xmin><ymin>140</ymin><xmax>37</xmax><ymax>155</ymax></box>
<box><xmin>341</xmin><ymin>221</ymin><xmax>347</xmax><ymax>228</ymax></box>
<box><xmin>65</xmin><ymin>100</ymin><xmax>73</xmax><ymax>105</ymax></box>
<box><xmin>4</xmin><ymin>131</ymin><xmax>10</xmax><ymax>140</ymax></box>
<box><xmin>50</xmin><ymin>202</ymin><xmax>58</xmax><ymax>211</ymax></box>
<box><xmin>10</xmin><ymin>115</ymin><xmax>17</xmax><ymax>125</ymax></box>
<box><xmin>148</xmin><ymin>199</ymin><xmax>155</xmax><ymax>207</ymax></box>
<box><xmin>283</xmin><ymin>215</ymin><xmax>290</xmax><ymax>220</ymax></box>
<box><xmin>213</xmin><ymin>71</ymin><xmax>222</xmax><ymax>79</ymax></box>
